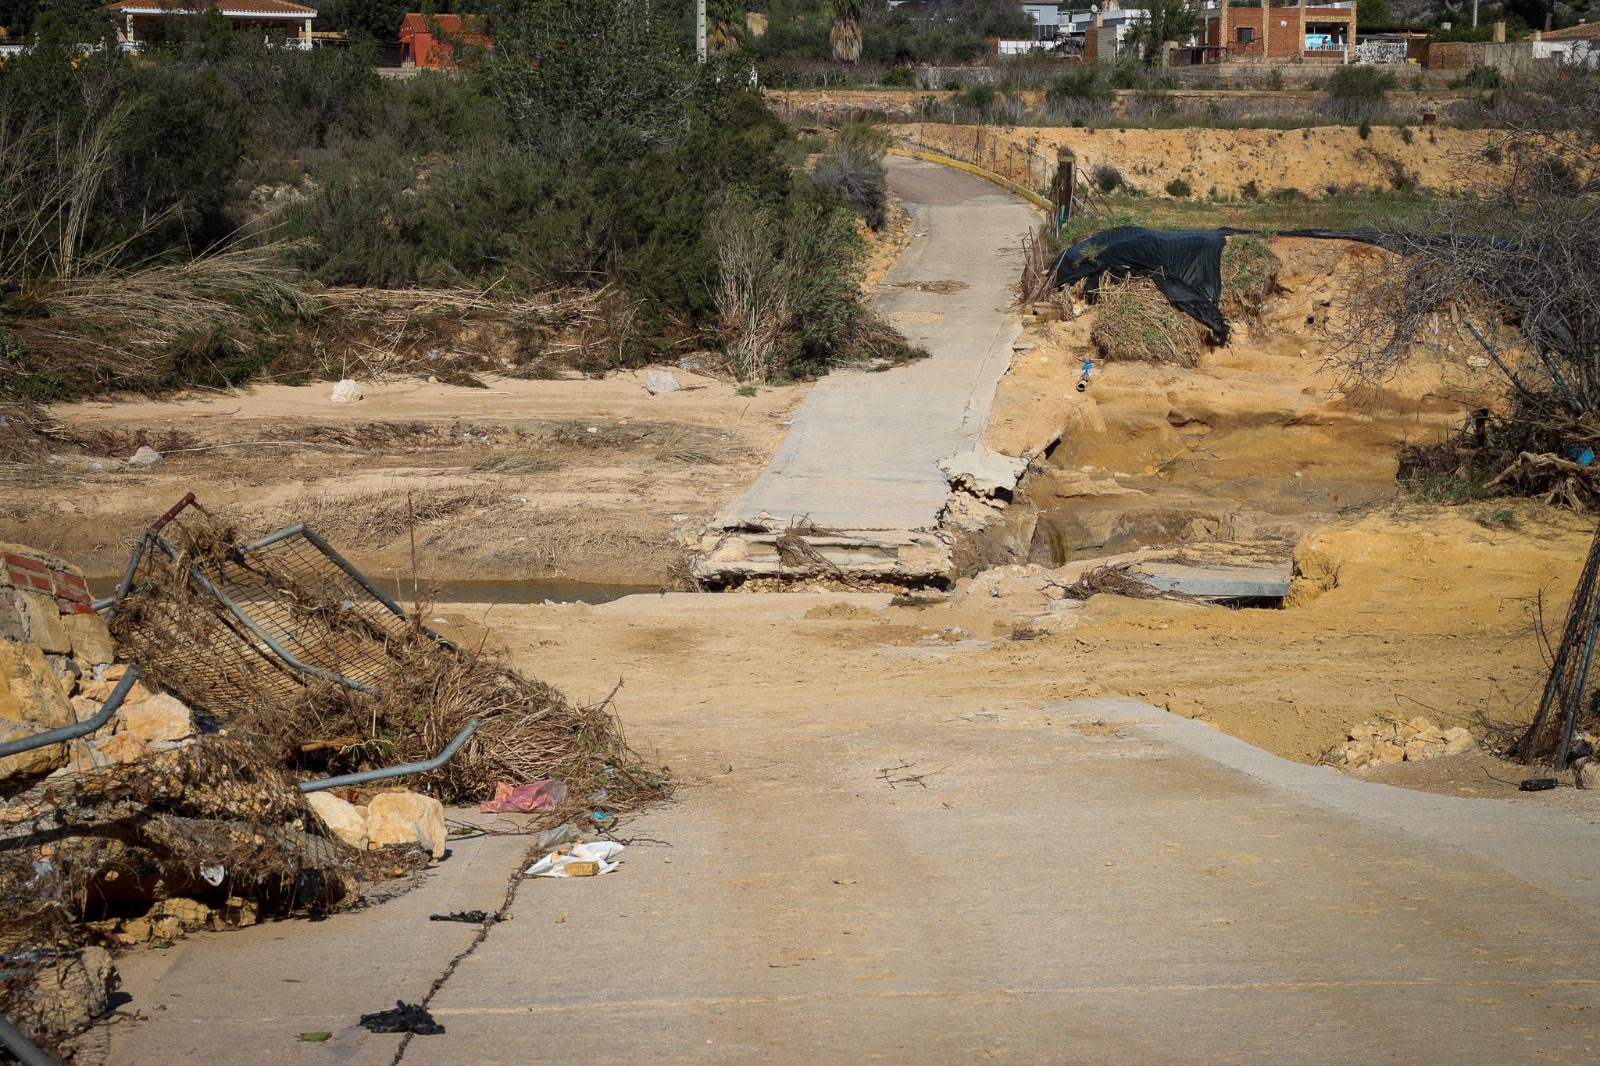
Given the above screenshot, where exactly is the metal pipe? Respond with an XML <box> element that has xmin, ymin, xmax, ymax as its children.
<box><xmin>297</xmin><ymin>528</ymin><xmax>459</xmax><ymax>653</ymax></box>
<box><xmin>181</xmin><ymin>565</ymin><xmax>380</xmax><ymax>695</ymax></box>
<box><xmin>0</xmin><ymin>668</ymin><xmax>141</xmax><ymax>760</ymax></box>
<box><xmin>297</xmin><ymin>720</ymin><xmax>479</xmax><ymax>792</ymax></box>
<box><xmin>237</xmin><ymin>523</ymin><xmax>307</xmax><ymax>553</ymax></box>
<box><xmin>101</xmin><ymin>533</ymin><xmax>150</xmax><ymax>619</ymax></box>
<box><xmin>0</xmin><ymin>1014</ymin><xmax>58</xmax><ymax>1066</ymax></box>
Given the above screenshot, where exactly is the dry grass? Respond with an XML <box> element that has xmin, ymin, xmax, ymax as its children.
<box><xmin>282</xmin><ymin>485</ymin><xmax>503</xmax><ymax>547</ymax></box>
<box><xmin>309</xmin><ymin>283</ymin><xmax>639</xmax><ymax>383</ymax></box>
<box><xmin>6</xmin><ymin>244</ymin><xmax>313</xmax><ymax>396</ymax></box>
<box><xmin>474</xmin><ymin>453</ymin><xmax>554</xmax><ymax>475</ymax></box>
<box><xmin>105</xmin><ymin>508</ymin><xmax>673</xmax><ymax>807</ymax></box>
<box><xmin>1220</xmin><ymin>235</ymin><xmax>1282</xmax><ymax>322</ymax></box>
<box><xmin>1090</xmin><ymin>277</ymin><xmax>1209</xmax><ymax>366</ymax></box>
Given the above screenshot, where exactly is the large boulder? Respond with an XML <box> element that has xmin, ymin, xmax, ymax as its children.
<box><xmin>306</xmin><ymin>791</ymin><xmax>370</xmax><ymax>851</ymax></box>
<box><xmin>367</xmin><ymin>791</ymin><xmax>447</xmax><ymax>860</ymax></box>
<box><xmin>0</xmin><ymin>640</ymin><xmax>75</xmax><ymax>729</ymax></box>
<box><xmin>0</xmin><ymin>719</ymin><xmax>69</xmax><ymax>778</ymax></box>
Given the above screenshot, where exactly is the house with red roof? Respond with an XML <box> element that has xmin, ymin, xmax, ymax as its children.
<box><xmin>108</xmin><ymin>0</ymin><xmax>317</xmax><ymax>49</ymax></box>
<box><xmin>398</xmin><ymin>13</ymin><xmax>490</xmax><ymax>69</ymax></box>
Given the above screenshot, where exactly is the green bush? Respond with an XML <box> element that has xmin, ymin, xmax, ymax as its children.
<box><xmin>956</xmin><ymin>82</ymin><xmax>1000</xmax><ymax>115</ymax></box>
<box><xmin>1046</xmin><ymin>67</ymin><xmax>1111</xmax><ymax>120</ymax></box>
<box><xmin>1326</xmin><ymin>65</ymin><xmax>1394</xmax><ymax>123</ymax></box>
<box><xmin>1165</xmin><ymin>177</ymin><xmax>1192</xmax><ymax>197</ymax></box>
<box><xmin>1092</xmin><ymin>164</ymin><xmax>1126</xmax><ymax>194</ymax></box>
<box><xmin>812</xmin><ymin>125</ymin><xmax>889</xmax><ymax>230</ymax></box>
<box><xmin>1452</xmin><ymin>65</ymin><xmax>1503</xmax><ymax>90</ymax></box>
<box><xmin>880</xmin><ymin>64</ymin><xmax>917</xmax><ymax>88</ymax></box>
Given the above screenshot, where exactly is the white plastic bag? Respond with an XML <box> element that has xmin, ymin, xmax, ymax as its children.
<box><xmin>525</xmin><ymin>840</ymin><xmax>625</xmax><ymax>877</ymax></box>
<box><xmin>329</xmin><ymin>378</ymin><xmax>364</xmax><ymax>403</ymax></box>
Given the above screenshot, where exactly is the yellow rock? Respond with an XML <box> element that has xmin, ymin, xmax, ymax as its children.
<box><xmin>116</xmin><ymin>692</ymin><xmax>193</xmax><ymax>743</ymax></box>
<box><xmin>366</xmin><ymin>791</ymin><xmax>447</xmax><ymax>860</ymax></box>
<box><xmin>92</xmin><ymin>731</ymin><xmax>149</xmax><ymax>764</ymax></box>
<box><xmin>305</xmin><ymin>791</ymin><xmax>370</xmax><ymax>851</ymax></box>
<box><xmin>15</xmin><ymin>592</ymin><xmax>71</xmax><ymax>654</ymax></box>
<box><xmin>0</xmin><ymin>719</ymin><xmax>68</xmax><ymax>779</ymax></box>
<box><xmin>0</xmin><ymin>640</ymin><xmax>74</xmax><ymax>728</ymax></box>
<box><xmin>63</xmin><ymin>614</ymin><xmax>116</xmax><ymax>666</ymax></box>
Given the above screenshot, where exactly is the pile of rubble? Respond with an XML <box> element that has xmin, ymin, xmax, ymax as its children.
<box><xmin>1</xmin><ymin>544</ymin><xmax>438</xmax><ymax>1053</ymax></box>
<box><xmin>1326</xmin><ymin>716</ymin><xmax>1478</xmax><ymax>770</ymax></box>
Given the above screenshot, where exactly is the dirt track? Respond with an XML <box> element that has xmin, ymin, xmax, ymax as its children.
<box><xmin>8</xmin><ymin>371</ymin><xmax>807</xmax><ymax>586</ymax></box>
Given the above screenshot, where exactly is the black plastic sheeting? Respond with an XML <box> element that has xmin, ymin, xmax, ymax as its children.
<box><xmin>1048</xmin><ymin>226</ymin><xmax>1408</xmax><ymax>346</ymax></box>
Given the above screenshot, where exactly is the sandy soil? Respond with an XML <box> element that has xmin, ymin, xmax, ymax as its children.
<box><xmin>4</xmin><ymin>371</ymin><xmax>807</xmax><ymax>585</ymax></box>
<box><xmin>900</xmin><ymin>122</ymin><xmax>1498</xmax><ymax>199</ymax></box>
<box><xmin>455</xmin><ymin>500</ymin><xmax>1589</xmax><ymax>783</ymax></box>
<box><xmin>989</xmin><ymin>236</ymin><xmax>1500</xmax><ymax>563</ymax></box>
<box><xmin>9</xmin><ymin>178</ymin><xmax>1589</xmax><ymax>792</ymax></box>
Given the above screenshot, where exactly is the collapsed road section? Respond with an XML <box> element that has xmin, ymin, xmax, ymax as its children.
<box><xmin>693</xmin><ymin>156</ymin><xmax>1037</xmax><ymax>588</ymax></box>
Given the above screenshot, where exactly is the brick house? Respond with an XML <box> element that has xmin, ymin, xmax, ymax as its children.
<box><xmin>1200</xmin><ymin>1</ymin><xmax>1357</xmax><ymax>62</ymax></box>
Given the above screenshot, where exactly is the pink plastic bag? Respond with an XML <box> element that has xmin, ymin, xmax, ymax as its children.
<box><xmin>478</xmin><ymin>779</ymin><xmax>568</xmax><ymax>814</ymax></box>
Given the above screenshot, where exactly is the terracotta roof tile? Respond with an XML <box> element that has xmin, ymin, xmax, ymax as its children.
<box><xmin>1541</xmin><ymin>22</ymin><xmax>1599</xmax><ymax>40</ymax></box>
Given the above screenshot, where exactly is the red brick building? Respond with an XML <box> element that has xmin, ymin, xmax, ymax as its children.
<box><xmin>1201</xmin><ymin>2</ymin><xmax>1356</xmax><ymax>62</ymax></box>
<box><xmin>398</xmin><ymin>13</ymin><xmax>491</xmax><ymax>69</ymax></box>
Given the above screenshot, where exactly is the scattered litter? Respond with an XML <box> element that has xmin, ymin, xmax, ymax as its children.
<box><xmin>299</xmin><ymin>1032</ymin><xmax>333</xmax><ymax>1043</ymax></box>
<box><xmin>126</xmin><ymin>445</ymin><xmax>163</xmax><ymax>467</ymax></box>
<box><xmin>429</xmin><ymin>910</ymin><xmax>491</xmax><ymax>924</ymax></box>
<box><xmin>526</xmin><ymin>841</ymin><xmax>625</xmax><ymax>877</ymax></box>
<box><xmin>199</xmin><ymin>864</ymin><xmax>225</xmax><ymax>887</ymax></box>
<box><xmin>478</xmin><ymin>779</ymin><xmax>569</xmax><ymax>814</ymax></box>
<box><xmin>535</xmin><ymin>823</ymin><xmax>580</xmax><ymax>851</ymax></box>
<box><xmin>329</xmin><ymin>378</ymin><xmax>364</xmax><ymax>403</ymax></box>
<box><xmin>359</xmin><ymin>1001</ymin><xmax>444</xmax><ymax>1035</ymax></box>
<box><xmin>644</xmin><ymin>369</ymin><xmax>681</xmax><ymax>395</ymax></box>
<box><xmin>1520</xmin><ymin>777</ymin><xmax>1558</xmax><ymax>792</ymax></box>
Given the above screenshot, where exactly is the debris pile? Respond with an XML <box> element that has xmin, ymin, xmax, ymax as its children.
<box><xmin>1326</xmin><ymin>716</ymin><xmax>1477</xmax><ymax>770</ymax></box>
<box><xmin>1</xmin><ymin>544</ymin><xmax>427</xmax><ymax>1053</ymax></box>
<box><xmin>104</xmin><ymin>500</ymin><xmax>670</xmax><ymax>811</ymax></box>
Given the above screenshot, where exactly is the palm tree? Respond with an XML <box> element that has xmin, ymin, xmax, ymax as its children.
<box><xmin>707</xmin><ymin>0</ymin><xmax>743</xmax><ymax>54</ymax></box>
<box><xmin>828</xmin><ymin>0</ymin><xmax>864</xmax><ymax>63</ymax></box>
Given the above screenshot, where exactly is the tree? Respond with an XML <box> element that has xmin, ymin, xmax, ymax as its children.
<box><xmin>1125</xmin><ymin>0</ymin><xmax>1198</xmax><ymax>66</ymax></box>
<box><xmin>708</xmin><ymin>0</ymin><xmax>745</xmax><ymax>54</ymax></box>
<box><xmin>950</xmin><ymin>0</ymin><xmax>1033</xmax><ymax>39</ymax></box>
<box><xmin>1329</xmin><ymin>72</ymin><xmax>1600</xmax><ymax>506</ymax></box>
<box><xmin>828</xmin><ymin>0</ymin><xmax>864</xmax><ymax>62</ymax></box>
<box><xmin>1356</xmin><ymin>0</ymin><xmax>1391</xmax><ymax>28</ymax></box>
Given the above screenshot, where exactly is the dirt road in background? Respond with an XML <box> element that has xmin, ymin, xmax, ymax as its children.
<box><xmin>6</xmin><ymin>371</ymin><xmax>806</xmax><ymax>586</ymax></box>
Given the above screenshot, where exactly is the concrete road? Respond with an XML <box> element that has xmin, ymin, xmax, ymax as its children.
<box><xmin>717</xmin><ymin>157</ymin><xmax>1038</xmax><ymax>532</ymax></box>
<box><xmin>106</xmin><ymin>693</ymin><xmax>1600</xmax><ymax>1065</ymax></box>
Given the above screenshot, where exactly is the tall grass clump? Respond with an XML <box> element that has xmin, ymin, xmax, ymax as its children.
<box><xmin>811</xmin><ymin>121</ymin><xmax>890</xmax><ymax>230</ymax></box>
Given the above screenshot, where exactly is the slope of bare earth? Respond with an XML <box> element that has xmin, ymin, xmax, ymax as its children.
<box><xmin>990</xmin><ymin>236</ymin><xmax>1502</xmax><ymax>561</ymax></box>
<box><xmin>899</xmin><ymin>122</ymin><xmax>1498</xmax><ymax>199</ymax></box>
<box><xmin>3</xmin><ymin>371</ymin><xmax>807</xmax><ymax>586</ymax></box>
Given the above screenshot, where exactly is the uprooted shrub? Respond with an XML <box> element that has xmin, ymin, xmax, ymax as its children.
<box><xmin>104</xmin><ymin>507</ymin><xmax>673</xmax><ymax>809</ymax></box>
<box><xmin>1219</xmin><ymin>235</ymin><xmax>1281</xmax><ymax>321</ymax></box>
<box><xmin>1089</xmin><ymin>276</ymin><xmax>1209</xmax><ymax>367</ymax></box>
